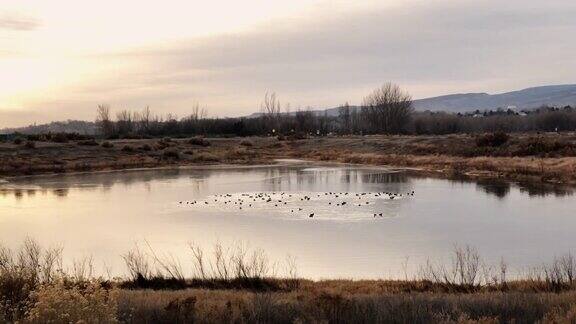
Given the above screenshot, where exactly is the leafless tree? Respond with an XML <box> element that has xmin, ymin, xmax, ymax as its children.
<box><xmin>362</xmin><ymin>82</ymin><xmax>413</xmax><ymax>134</ymax></box>
<box><xmin>338</xmin><ymin>102</ymin><xmax>352</xmax><ymax>134</ymax></box>
<box><xmin>138</xmin><ymin>106</ymin><xmax>152</xmax><ymax>134</ymax></box>
<box><xmin>295</xmin><ymin>108</ymin><xmax>315</xmax><ymax>133</ymax></box>
<box><xmin>116</xmin><ymin>110</ymin><xmax>134</xmax><ymax>135</ymax></box>
<box><xmin>96</xmin><ymin>104</ymin><xmax>114</xmax><ymax>138</ymax></box>
<box><xmin>190</xmin><ymin>103</ymin><xmax>207</xmax><ymax>121</ymax></box>
<box><xmin>261</xmin><ymin>92</ymin><xmax>281</xmax><ymax>132</ymax></box>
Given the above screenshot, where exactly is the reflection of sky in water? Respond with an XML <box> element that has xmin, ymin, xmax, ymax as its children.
<box><xmin>0</xmin><ymin>164</ymin><xmax>575</xmax><ymax>279</ymax></box>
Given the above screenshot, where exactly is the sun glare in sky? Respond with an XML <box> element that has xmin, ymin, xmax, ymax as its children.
<box><xmin>1</xmin><ymin>1</ymin><xmax>391</xmax><ymax>122</ymax></box>
<box><xmin>1</xmin><ymin>0</ymin><xmax>575</xmax><ymax>127</ymax></box>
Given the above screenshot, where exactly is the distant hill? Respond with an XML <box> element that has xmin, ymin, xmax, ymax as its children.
<box><xmin>412</xmin><ymin>84</ymin><xmax>576</xmax><ymax>112</ymax></box>
<box><xmin>3</xmin><ymin>85</ymin><xmax>576</xmax><ymax>132</ymax></box>
<box><xmin>247</xmin><ymin>85</ymin><xmax>576</xmax><ymax>118</ymax></box>
<box><xmin>0</xmin><ymin>120</ymin><xmax>97</xmax><ymax>135</ymax></box>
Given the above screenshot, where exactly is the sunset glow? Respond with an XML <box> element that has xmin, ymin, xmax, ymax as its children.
<box><xmin>1</xmin><ymin>0</ymin><xmax>575</xmax><ymax>127</ymax></box>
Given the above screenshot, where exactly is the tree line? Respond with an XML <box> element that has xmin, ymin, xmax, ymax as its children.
<box><xmin>94</xmin><ymin>83</ymin><xmax>576</xmax><ymax>138</ymax></box>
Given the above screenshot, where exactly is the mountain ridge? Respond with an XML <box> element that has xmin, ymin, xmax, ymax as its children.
<box><xmin>249</xmin><ymin>84</ymin><xmax>576</xmax><ymax>117</ymax></box>
<box><xmin>3</xmin><ymin>84</ymin><xmax>576</xmax><ymax>133</ymax></box>
<box><xmin>412</xmin><ymin>84</ymin><xmax>576</xmax><ymax>112</ymax></box>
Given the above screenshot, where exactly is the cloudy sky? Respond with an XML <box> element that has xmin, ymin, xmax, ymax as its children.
<box><xmin>1</xmin><ymin>0</ymin><xmax>575</xmax><ymax>127</ymax></box>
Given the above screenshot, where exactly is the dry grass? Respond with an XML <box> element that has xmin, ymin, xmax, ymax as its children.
<box><xmin>2</xmin><ymin>133</ymin><xmax>576</xmax><ymax>183</ymax></box>
<box><xmin>116</xmin><ymin>289</ymin><xmax>576</xmax><ymax>323</ymax></box>
<box><xmin>0</xmin><ymin>137</ymin><xmax>275</xmax><ymax>176</ymax></box>
<box><xmin>26</xmin><ymin>281</ymin><xmax>118</xmax><ymax>323</ymax></box>
<box><xmin>120</xmin><ymin>242</ymin><xmax>299</xmax><ymax>292</ymax></box>
<box><xmin>3</xmin><ymin>240</ymin><xmax>576</xmax><ymax>322</ymax></box>
<box><xmin>298</xmin><ymin>150</ymin><xmax>576</xmax><ymax>183</ymax></box>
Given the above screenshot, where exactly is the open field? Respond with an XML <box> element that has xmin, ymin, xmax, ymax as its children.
<box><xmin>2</xmin><ymin>133</ymin><xmax>576</xmax><ymax>184</ymax></box>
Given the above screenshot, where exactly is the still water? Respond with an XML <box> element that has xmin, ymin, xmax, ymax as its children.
<box><xmin>1</xmin><ymin>161</ymin><xmax>575</xmax><ymax>279</ymax></box>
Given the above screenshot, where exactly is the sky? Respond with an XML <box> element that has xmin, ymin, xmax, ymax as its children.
<box><xmin>1</xmin><ymin>0</ymin><xmax>576</xmax><ymax>127</ymax></box>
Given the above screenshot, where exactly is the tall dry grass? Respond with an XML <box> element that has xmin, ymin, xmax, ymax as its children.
<box><xmin>121</xmin><ymin>241</ymin><xmax>300</xmax><ymax>291</ymax></box>
<box><xmin>4</xmin><ymin>239</ymin><xmax>576</xmax><ymax>322</ymax></box>
<box><xmin>116</xmin><ymin>288</ymin><xmax>576</xmax><ymax>323</ymax></box>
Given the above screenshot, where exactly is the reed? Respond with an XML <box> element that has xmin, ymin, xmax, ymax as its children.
<box><xmin>3</xmin><ymin>239</ymin><xmax>576</xmax><ymax>322</ymax></box>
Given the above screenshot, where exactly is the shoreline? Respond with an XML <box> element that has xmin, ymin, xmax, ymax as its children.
<box><xmin>1</xmin><ymin>135</ymin><xmax>575</xmax><ymax>187</ymax></box>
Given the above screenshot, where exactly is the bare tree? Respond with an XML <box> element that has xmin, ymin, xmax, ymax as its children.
<box><xmin>96</xmin><ymin>104</ymin><xmax>114</xmax><ymax>138</ymax></box>
<box><xmin>338</xmin><ymin>102</ymin><xmax>352</xmax><ymax>134</ymax></box>
<box><xmin>295</xmin><ymin>108</ymin><xmax>316</xmax><ymax>134</ymax></box>
<box><xmin>362</xmin><ymin>82</ymin><xmax>413</xmax><ymax>134</ymax></box>
<box><xmin>138</xmin><ymin>106</ymin><xmax>152</xmax><ymax>135</ymax></box>
<box><xmin>190</xmin><ymin>103</ymin><xmax>207</xmax><ymax>121</ymax></box>
<box><xmin>261</xmin><ymin>92</ymin><xmax>281</xmax><ymax>133</ymax></box>
<box><xmin>116</xmin><ymin>110</ymin><xmax>134</xmax><ymax>136</ymax></box>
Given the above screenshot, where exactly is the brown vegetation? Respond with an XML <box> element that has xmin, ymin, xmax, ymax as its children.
<box><xmin>4</xmin><ymin>240</ymin><xmax>576</xmax><ymax>323</ymax></box>
<box><xmin>1</xmin><ymin>133</ymin><xmax>576</xmax><ymax>184</ymax></box>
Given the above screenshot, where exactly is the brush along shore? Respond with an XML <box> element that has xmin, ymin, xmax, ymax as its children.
<box><xmin>1</xmin><ymin>133</ymin><xmax>576</xmax><ymax>185</ymax></box>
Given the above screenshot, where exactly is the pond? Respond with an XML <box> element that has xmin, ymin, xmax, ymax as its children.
<box><xmin>1</xmin><ymin>161</ymin><xmax>575</xmax><ymax>279</ymax></box>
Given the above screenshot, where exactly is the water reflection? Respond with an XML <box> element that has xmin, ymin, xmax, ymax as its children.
<box><xmin>517</xmin><ymin>182</ymin><xmax>575</xmax><ymax>197</ymax></box>
<box><xmin>404</xmin><ymin>173</ymin><xmax>575</xmax><ymax>200</ymax></box>
<box><xmin>475</xmin><ymin>180</ymin><xmax>511</xmax><ymax>199</ymax></box>
<box><xmin>0</xmin><ymin>166</ymin><xmax>574</xmax><ymax>201</ymax></box>
<box><xmin>1</xmin><ymin>163</ymin><xmax>576</xmax><ymax>279</ymax></box>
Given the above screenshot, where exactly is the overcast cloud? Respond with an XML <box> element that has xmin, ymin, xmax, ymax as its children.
<box><xmin>1</xmin><ymin>0</ymin><xmax>576</xmax><ymax>127</ymax></box>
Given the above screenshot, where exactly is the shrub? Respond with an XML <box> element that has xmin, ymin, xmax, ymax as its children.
<box><xmin>287</xmin><ymin>132</ymin><xmax>308</xmax><ymax>141</ymax></box>
<box><xmin>240</xmin><ymin>140</ymin><xmax>253</xmax><ymax>147</ymax></box>
<box><xmin>77</xmin><ymin>139</ymin><xmax>99</xmax><ymax>146</ymax></box>
<box><xmin>119</xmin><ymin>133</ymin><xmax>142</xmax><ymax>140</ymax></box>
<box><xmin>475</xmin><ymin>132</ymin><xmax>510</xmax><ymax>147</ymax></box>
<box><xmin>162</xmin><ymin>148</ymin><xmax>180</xmax><ymax>160</ymax></box>
<box><xmin>139</xmin><ymin>144</ymin><xmax>152</xmax><ymax>151</ymax></box>
<box><xmin>0</xmin><ymin>239</ymin><xmax>63</xmax><ymax>322</ymax></box>
<box><xmin>188</xmin><ymin>137</ymin><xmax>210</xmax><ymax>147</ymax></box>
<box><xmin>101</xmin><ymin>141</ymin><xmax>114</xmax><ymax>148</ymax></box>
<box><xmin>26</xmin><ymin>134</ymin><xmax>41</xmax><ymax>141</ymax></box>
<box><xmin>51</xmin><ymin>133</ymin><xmax>69</xmax><ymax>143</ymax></box>
<box><xmin>26</xmin><ymin>282</ymin><xmax>118</xmax><ymax>323</ymax></box>
<box><xmin>24</xmin><ymin>141</ymin><xmax>36</xmax><ymax>149</ymax></box>
<box><xmin>156</xmin><ymin>140</ymin><xmax>171</xmax><ymax>150</ymax></box>
<box><xmin>121</xmin><ymin>145</ymin><xmax>134</xmax><ymax>152</ymax></box>
<box><xmin>13</xmin><ymin>137</ymin><xmax>23</xmax><ymax>145</ymax></box>
<box><xmin>516</xmin><ymin>137</ymin><xmax>575</xmax><ymax>156</ymax></box>
<box><xmin>191</xmin><ymin>152</ymin><xmax>220</xmax><ymax>163</ymax></box>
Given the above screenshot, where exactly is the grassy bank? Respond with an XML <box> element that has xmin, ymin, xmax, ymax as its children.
<box><xmin>284</xmin><ymin>133</ymin><xmax>576</xmax><ymax>184</ymax></box>
<box><xmin>2</xmin><ymin>133</ymin><xmax>576</xmax><ymax>184</ymax></box>
<box><xmin>3</xmin><ymin>240</ymin><xmax>576</xmax><ymax>323</ymax></box>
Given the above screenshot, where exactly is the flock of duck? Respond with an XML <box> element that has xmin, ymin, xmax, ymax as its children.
<box><xmin>179</xmin><ymin>190</ymin><xmax>415</xmax><ymax>218</ymax></box>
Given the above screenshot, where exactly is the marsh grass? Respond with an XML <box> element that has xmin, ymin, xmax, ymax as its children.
<box><xmin>23</xmin><ymin>141</ymin><xmax>36</xmax><ymax>149</ymax></box>
<box><xmin>120</xmin><ymin>242</ymin><xmax>299</xmax><ymax>292</ymax></box>
<box><xmin>4</xmin><ymin>239</ymin><xmax>576</xmax><ymax>323</ymax></box>
<box><xmin>116</xmin><ymin>288</ymin><xmax>576</xmax><ymax>323</ymax></box>
<box><xmin>188</xmin><ymin>137</ymin><xmax>211</xmax><ymax>147</ymax></box>
<box><xmin>161</xmin><ymin>148</ymin><xmax>181</xmax><ymax>160</ymax></box>
<box><xmin>26</xmin><ymin>281</ymin><xmax>118</xmax><ymax>324</ymax></box>
<box><xmin>101</xmin><ymin>141</ymin><xmax>114</xmax><ymax>148</ymax></box>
